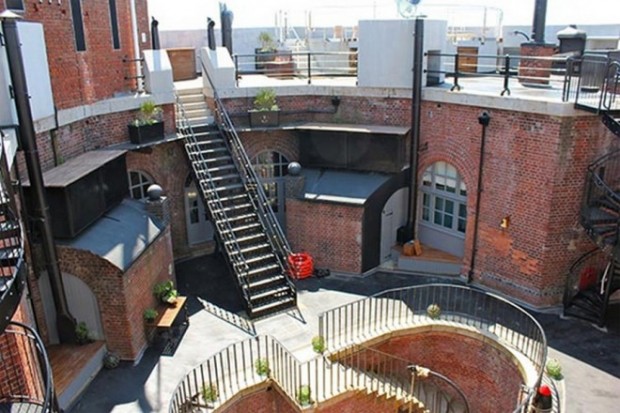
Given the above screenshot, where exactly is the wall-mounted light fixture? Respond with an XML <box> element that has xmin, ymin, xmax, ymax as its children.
<box><xmin>500</xmin><ymin>216</ymin><xmax>511</xmax><ymax>230</ymax></box>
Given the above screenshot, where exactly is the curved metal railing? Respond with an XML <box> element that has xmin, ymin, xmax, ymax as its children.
<box><xmin>200</xmin><ymin>60</ymin><xmax>295</xmax><ymax>285</ymax></box>
<box><xmin>0</xmin><ymin>321</ymin><xmax>56</xmax><ymax>412</ymax></box>
<box><xmin>0</xmin><ymin>140</ymin><xmax>26</xmax><ymax>333</ymax></box>
<box><xmin>318</xmin><ymin>284</ymin><xmax>548</xmax><ymax>413</ymax></box>
<box><xmin>581</xmin><ymin>150</ymin><xmax>620</xmax><ymax>251</ymax></box>
<box><xmin>563</xmin><ymin>248</ymin><xmax>607</xmax><ymax>309</ymax></box>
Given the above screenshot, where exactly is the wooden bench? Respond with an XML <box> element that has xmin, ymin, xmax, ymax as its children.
<box><xmin>147</xmin><ymin>296</ymin><xmax>189</xmax><ymax>351</ymax></box>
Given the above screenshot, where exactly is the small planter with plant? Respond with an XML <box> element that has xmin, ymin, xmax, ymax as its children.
<box><xmin>311</xmin><ymin>336</ymin><xmax>326</xmax><ymax>354</ymax></box>
<box><xmin>249</xmin><ymin>89</ymin><xmax>279</xmax><ymax>127</ymax></box>
<box><xmin>255</xmin><ymin>31</ymin><xmax>277</xmax><ymax>72</ymax></box>
<box><xmin>426</xmin><ymin>303</ymin><xmax>441</xmax><ymax>319</ymax></box>
<box><xmin>128</xmin><ymin>100</ymin><xmax>164</xmax><ymax>144</ymax></box>
<box><xmin>297</xmin><ymin>384</ymin><xmax>312</xmax><ymax>407</ymax></box>
<box><xmin>255</xmin><ymin>358</ymin><xmax>270</xmax><ymax>377</ymax></box>
<box><xmin>144</xmin><ymin>308</ymin><xmax>158</xmax><ymax>323</ymax></box>
<box><xmin>75</xmin><ymin>322</ymin><xmax>92</xmax><ymax>345</ymax></box>
<box><xmin>153</xmin><ymin>280</ymin><xmax>179</xmax><ymax>305</ymax></box>
<box><xmin>201</xmin><ymin>382</ymin><xmax>219</xmax><ymax>405</ymax></box>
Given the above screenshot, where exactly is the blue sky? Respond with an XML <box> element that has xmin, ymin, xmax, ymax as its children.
<box><xmin>148</xmin><ymin>0</ymin><xmax>620</xmax><ymax>30</ymax></box>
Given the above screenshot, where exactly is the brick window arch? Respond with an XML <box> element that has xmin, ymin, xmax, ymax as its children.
<box><xmin>128</xmin><ymin>170</ymin><xmax>155</xmax><ymax>201</ymax></box>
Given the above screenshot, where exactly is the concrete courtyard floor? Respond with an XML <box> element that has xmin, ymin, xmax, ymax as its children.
<box><xmin>69</xmin><ymin>254</ymin><xmax>620</xmax><ymax>413</ymax></box>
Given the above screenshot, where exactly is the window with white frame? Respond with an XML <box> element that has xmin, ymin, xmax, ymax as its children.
<box><xmin>421</xmin><ymin>161</ymin><xmax>467</xmax><ymax>234</ymax></box>
<box><xmin>128</xmin><ymin>170</ymin><xmax>154</xmax><ymax>201</ymax></box>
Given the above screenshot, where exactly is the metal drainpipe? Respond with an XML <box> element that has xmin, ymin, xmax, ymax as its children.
<box><xmin>406</xmin><ymin>17</ymin><xmax>424</xmax><ymax>240</ymax></box>
<box><xmin>532</xmin><ymin>0</ymin><xmax>548</xmax><ymax>44</ymax></box>
<box><xmin>1</xmin><ymin>12</ymin><xmax>77</xmax><ymax>343</ymax></box>
<box><xmin>129</xmin><ymin>0</ymin><xmax>143</xmax><ymax>92</ymax></box>
<box><xmin>467</xmin><ymin>112</ymin><xmax>491</xmax><ymax>283</ymax></box>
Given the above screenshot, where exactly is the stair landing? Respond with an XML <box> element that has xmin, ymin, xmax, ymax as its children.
<box><xmin>48</xmin><ymin>341</ymin><xmax>106</xmax><ymax>411</ymax></box>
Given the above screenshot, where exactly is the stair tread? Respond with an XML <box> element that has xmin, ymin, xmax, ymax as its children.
<box><xmin>230</xmin><ymin>243</ymin><xmax>271</xmax><ymax>255</ymax></box>
<box><xmin>221</xmin><ymin>222</ymin><xmax>261</xmax><ymax>232</ymax></box>
<box><xmin>250</xmin><ymin>285</ymin><xmax>292</xmax><ymax>301</ymax></box>
<box><xmin>246</xmin><ymin>263</ymin><xmax>280</xmax><ymax>276</ymax></box>
<box><xmin>204</xmin><ymin>183</ymin><xmax>244</xmax><ymax>192</ymax></box>
<box><xmin>225</xmin><ymin>233</ymin><xmax>265</xmax><ymax>244</ymax></box>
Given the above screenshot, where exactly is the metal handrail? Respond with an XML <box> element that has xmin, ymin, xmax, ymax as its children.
<box><xmin>585</xmin><ymin>150</ymin><xmax>620</xmax><ymax>208</ymax></box>
<box><xmin>175</xmin><ymin>98</ymin><xmax>254</xmax><ymax>309</ymax></box>
<box><xmin>602</xmin><ymin>60</ymin><xmax>620</xmax><ymax>112</ymax></box>
<box><xmin>201</xmin><ymin>60</ymin><xmax>295</xmax><ymax>290</ymax></box>
<box><xmin>563</xmin><ymin>248</ymin><xmax>606</xmax><ymax>308</ymax></box>
<box><xmin>0</xmin><ymin>322</ymin><xmax>56</xmax><ymax>412</ymax></box>
<box><xmin>318</xmin><ymin>284</ymin><xmax>547</xmax><ymax>413</ymax></box>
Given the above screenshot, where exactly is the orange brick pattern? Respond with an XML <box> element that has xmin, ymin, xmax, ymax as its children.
<box><xmin>286</xmin><ymin>200</ymin><xmax>363</xmax><ymax>274</ymax></box>
<box><xmin>370</xmin><ymin>332</ymin><xmax>524</xmax><ymax>413</ymax></box>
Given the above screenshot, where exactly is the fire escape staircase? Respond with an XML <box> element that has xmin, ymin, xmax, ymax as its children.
<box><xmin>1</xmin><ymin>141</ymin><xmax>56</xmax><ymax>411</ymax></box>
<box><xmin>564</xmin><ymin>57</ymin><xmax>620</xmax><ymax>327</ymax></box>
<box><xmin>175</xmin><ymin>84</ymin><xmax>297</xmax><ymax>320</ymax></box>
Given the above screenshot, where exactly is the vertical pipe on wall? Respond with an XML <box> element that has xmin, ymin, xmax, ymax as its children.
<box><xmin>129</xmin><ymin>0</ymin><xmax>143</xmax><ymax>92</ymax></box>
<box><xmin>1</xmin><ymin>12</ymin><xmax>77</xmax><ymax>343</ymax></box>
<box><xmin>467</xmin><ymin>112</ymin><xmax>491</xmax><ymax>283</ymax></box>
<box><xmin>405</xmin><ymin>17</ymin><xmax>424</xmax><ymax>240</ymax></box>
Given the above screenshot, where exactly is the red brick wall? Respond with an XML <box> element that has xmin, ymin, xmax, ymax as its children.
<box><xmin>223</xmin><ymin>96</ymin><xmax>411</xmax><ymax>128</ymax></box>
<box><xmin>218</xmin><ymin>384</ymin><xmax>298</xmax><ymax>413</ymax></box>
<box><xmin>0</xmin><ymin>0</ymin><xmax>152</xmax><ymax>109</ymax></box>
<box><xmin>286</xmin><ymin>200</ymin><xmax>364</xmax><ymax>273</ymax></box>
<box><xmin>367</xmin><ymin>331</ymin><xmax>524</xmax><ymax>413</ymax></box>
<box><xmin>0</xmin><ymin>300</ymin><xmax>44</xmax><ymax>404</ymax></box>
<box><xmin>44</xmin><ymin>227</ymin><xmax>175</xmax><ymax>360</ymax></box>
<box><xmin>125</xmin><ymin>141</ymin><xmax>211</xmax><ymax>259</ymax></box>
<box><xmin>239</xmin><ymin>130</ymin><xmax>299</xmax><ymax>161</ymax></box>
<box><xmin>419</xmin><ymin>102</ymin><xmax>614</xmax><ymax>305</ymax></box>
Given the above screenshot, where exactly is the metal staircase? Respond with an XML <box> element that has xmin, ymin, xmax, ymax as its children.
<box><xmin>175</xmin><ymin>81</ymin><xmax>297</xmax><ymax>320</ymax></box>
<box><xmin>565</xmin><ymin>56</ymin><xmax>620</xmax><ymax>327</ymax></box>
<box><xmin>0</xmin><ymin>143</ymin><xmax>25</xmax><ymax>334</ymax></box>
<box><xmin>1</xmin><ymin>140</ymin><xmax>56</xmax><ymax>412</ymax></box>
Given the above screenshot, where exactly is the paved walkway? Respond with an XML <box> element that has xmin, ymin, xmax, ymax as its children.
<box><xmin>69</xmin><ymin>254</ymin><xmax>620</xmax><ymax>413</ymax></box>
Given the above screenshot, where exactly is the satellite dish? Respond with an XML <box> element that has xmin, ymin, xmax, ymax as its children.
<box><xmin>396</xmin><ymin>0</ymin><xmax>422</xmax><ymax>18</ymax></box>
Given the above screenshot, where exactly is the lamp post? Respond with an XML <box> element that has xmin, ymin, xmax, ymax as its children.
<box><xmin>1</xmin><ymin>10</ymin><xmax>77</xmax><ymax>343</ymax></box>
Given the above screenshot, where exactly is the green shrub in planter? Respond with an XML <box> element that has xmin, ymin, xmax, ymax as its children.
<box><xmin>75</xmin><ymin>322</ymin><xmax>92</xmax><ymax>345</ymax></box>
<box><xmin>255</xmin><ymin>358</ymin><xmax>270</xmax><ymax>377</ymax></box>
<box><xmin>153</xmin><ymin>280</ymin><xmax>178</xmax><ymax>305</ymax></box>
<box><xmin>144</xmin><ymin>308</ymin><xmax>158</xmax><ymax>322</ymax></box>
<box><xmin>297</xmin><ymin>385</ymin><xmax>312</xmax><ymax>406</ymax></box>
<box><xmin>311</xmin><ymin>336</ymin><xmax>326</xmax><ymax>354</ymax></box>
<box><xmin>545</xmin><ymin>358</ymin><xmax>563</xmax><ymax>380</ymax></box>
<box><xmin>202</xmin><ymin>383</ymin><xmax>219</xmax><ymax>403</ymax></box>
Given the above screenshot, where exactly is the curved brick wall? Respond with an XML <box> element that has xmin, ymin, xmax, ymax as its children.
<box><xmin>371</xmin><ymin>329</ymin><xmax>525</xmax><ymax>413</ymax></box>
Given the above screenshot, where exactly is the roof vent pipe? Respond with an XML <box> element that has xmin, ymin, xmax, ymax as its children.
<box><xmin>207</xmin><ymin>18</ymin><xmax>216</xmax><ymax>51</ymax></box>
<box><xmin>531</xmin><ymin>0</ymin><xmax>548</xmax><ymax>44</ymax></box>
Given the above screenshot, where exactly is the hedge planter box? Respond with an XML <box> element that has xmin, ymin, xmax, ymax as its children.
<box><xmin>128</xmin><ymin>122</ymin><xmax>164</xmax><ymax>144</ymax></box>
<box><xmin>249</xmin><ymin>110</ymin><xmax>279</xmax><ymax>128</ymax></box>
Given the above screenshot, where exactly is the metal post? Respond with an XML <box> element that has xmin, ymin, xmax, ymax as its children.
<box><xmin>405</xmin><ymin>17</ymin><xmax>424</xmax><ymax>240</ymax></box>
<box><xmin>531</xmin><ymin>0</ymin><xmax>548</xmax><ymax>44</ymax></box>
<box><xmin>1</xmin><ymin>11</ymin><xmax>77</xmax><ymax>342</ymax></box>
<box><xmin>307</xmin><ymin>52</ymin><xmax>312</xmax><ymax>84</ymax></box>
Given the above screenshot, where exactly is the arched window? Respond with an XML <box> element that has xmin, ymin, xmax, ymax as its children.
<box><xmin>421</xmin><ymin>161</ymin><xmax>467</xmax><ymax>234</ymax></box>
<box><xmin>128</xmin><ymin>170</ymin><xmax>154</xmax><ymax>201</ymax></box>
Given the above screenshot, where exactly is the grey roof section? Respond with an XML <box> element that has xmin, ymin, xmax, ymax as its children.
<box><xmin>22</xmin><ymin>150</ymin><xmax>126</xmax><ymax>188</ymax></box>
<box><xmin>61</xmin><ymin>199</ymin><xmax>164</xmax><ymax>271</ymax></box>
<box><xmin>301</xmin><ymin>168</ymin><xmax>393</xmax><ymax>205</ymax></box>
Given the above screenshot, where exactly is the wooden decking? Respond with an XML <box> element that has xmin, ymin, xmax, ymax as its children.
<box><xmin>47</xmin><ymin>341</ymin><xmax>106</xmax><ymax>398</ymax></box>
<box><xmin>394</xmin><ymin>243</ymin><xmax>461</xmax><ymax>264</ymax></box>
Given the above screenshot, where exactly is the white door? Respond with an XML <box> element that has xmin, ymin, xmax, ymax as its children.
<box><xmin>38</xmin><ymin>272</ymin><xmax>105</xmax><ymax>343</ymax></box>
<box><xmin>380</xmin><ymin>188</ymin><xmax>409</xmax><ymax>263</ymax></box>
<box><xmin>185</xmin><ymin>179</ymin><xmax>214</xmax><ymax>245</ymax></box>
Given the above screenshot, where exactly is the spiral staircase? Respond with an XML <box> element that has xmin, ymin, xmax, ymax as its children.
<box><xmin>174</xmin><ymin>73</ymin><xmax>297</xmax><ymax>320</ymax></box>
<box><xmin>0</xmin><ymin>142</ymin><xmax>57</xmax><ymax>412</ymax></box>
<box><xmin>564</xmin><ymin>56</ymin><xmax>620</xmax><ymax>327</ymax></box>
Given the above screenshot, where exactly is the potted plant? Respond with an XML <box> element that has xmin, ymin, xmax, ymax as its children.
<box><xmin>144</xmin><ymin>308</ymin><xmax>158</xmax><ymax>323</ymax></box>
<box><xmin>297</xmin><ymin>385</ymin><xmax>312</xmax><ymax>406</ymax></box>
<box><xmin>311</xmin><ymin>336</ymin><xmax>326</xmax><ymax>354</ymax></box>
<box><xmin>255</xmin><ymin>31</ymin><xmax>277</xmax><ymax>72</ymax></box>
<box><xmin>75</xmin><ymin>322</ymin><xmax>92</xmax><ymax>345</ymax></box>
<box><xmin>153</xmin><ymin>280</ymin><xmax>178</xmax><ymax>305</ymax></box>
<box><xmin>249</xmin><ymin>89</ymin><xmax>279</xmax><ymax>127</ymax></box>
<box><xmin>128</xmin><ymin>100</ymin><xmax>164</xmax><ymax>144</ymax></box>
<box><xmin>254</xmin><ymin>358</ymin><xmax>270</xmax><ymax>377</ymax></box>
<box><xmin>201</xmin><ymin>382</ymin><xmax>219</xmax><ymax>404</ymax></box>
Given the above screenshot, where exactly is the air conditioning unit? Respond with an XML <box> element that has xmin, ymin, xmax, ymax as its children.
<box><xmin>5</xmin><ymin>0</ymin><xmax>25</xmax><ymax>13</ymax></box>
